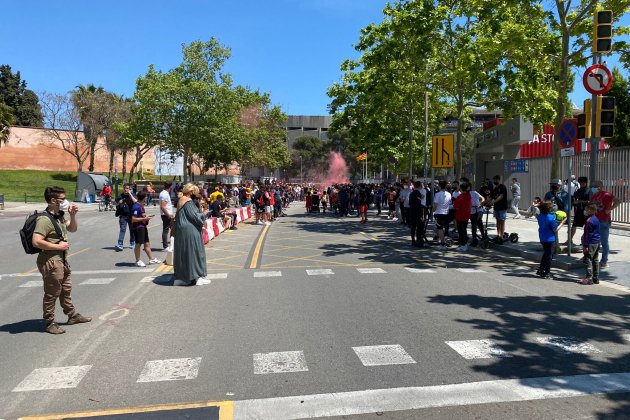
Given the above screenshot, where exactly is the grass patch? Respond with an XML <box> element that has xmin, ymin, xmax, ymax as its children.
<box><xmin>0</xmin><ymin>170</ymin><xmax>78</xmax><ymax>203</ymax></box>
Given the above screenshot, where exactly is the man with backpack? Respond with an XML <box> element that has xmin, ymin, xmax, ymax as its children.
<box><xmin>29</xmin><ymin>186</ymin><xmax>91</xmax><ymax>334</ymax></box>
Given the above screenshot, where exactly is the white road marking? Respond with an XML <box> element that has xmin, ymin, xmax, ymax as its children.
<box><xmin>232</xmin><ymin>372</ymin><xmax>630</xmax><ymax>419</ymax></box>
<box><xmin>253</xmin><ymin>351</ymin><xmax>308</xmax><ymax>374</ymax></box>
<box><xmin>12</xmin><ymin>365</ymin><xmax>92</xmax><ymax>392</ymax></box>
<box><xmin>1</xmin><ymin>268</ymin><xmax>155</xmax><ymax>279</ymax></box>
<box><xmin>306</xmin><ymin>269</ymin><xmax>334</xmax><ymax>276</ymax></box>
<box><xmin>357</xmin><ymin>268</ymin><xmax>387</xmax><ymax>274</ymax></box>
<box><xmin>18</xmin><ymin>281</ymin><xmax>41</xmax><ymax>288</ymax></box>
<box><xmin>137</xmin><ymin>358</ymin><xmax>202</xmax><ymax>383</ymax></box>
<box><xmin>455</xmin><ymin>268</ymin><xmax>486</xmax><ymax>273</ymax></box>
<box><xmin>253</xmin><ymin>271</ymin><xmax>282</xmax><ymax>278</ymax></box>
<box><xmin>79</xmin><ymin>278</ymin><xmax>116</xmax><ymax>285</ymax></box>
<box><xmin>623</xmin><ymin>334</ymin><xmax>630</xmax><ymax>343</ymax></box>
<box><xmin>535</xmin><ymin>336</ymin><xmax>603</xmax><ymax>354</ymax></box>
<box><xmin>140</xmin><ymin>276</ymin><xmax>157</xmax><ymax>283</ymax></box>
<box><xmin>445</xmin><ymin>340</ymin><xmax>512</xmax><ymax>359</ymax></box>
<box><xmin>352</xmin><ymin>345</ymin><xmax>416</xmax><ymax>366</ymax></box>
<box><xmin>404</xmin><ymin>268</ymin><xmax>437</xmax><ymax>274</ymax></box>
<box><xmin>207</xmin><ymin>273</ymin><xmax>229</xmax><ymax>279</ymax></box>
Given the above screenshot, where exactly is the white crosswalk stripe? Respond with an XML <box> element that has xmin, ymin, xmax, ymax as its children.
<box><xmin>254</xmin><ymin>271</ymin><xmax>282</xmax><ymax>278</ymax></box>
<box><xmin>140</xmin><ymin>276</ymin><xmax>157</xmax><ymax>283</ymax></box>
<box><xmin>306</xmin><ymin>269</ymin><xmax>334</xmax><ymax>276</ymax></box>
<box><xmin>253</xmin><ymin>351</ymin><xmax>308</xmax><ymax>374</ymax></box>
<box><xmin>535</xmin><ymin>336</ymin><xmax>603</xmax><ymax>354</ymax></box>
<box><xmin>13</xmin><ymin>365</ymin><xmax>92</xmax><ymax>392</ymax></box>
<box><xmin>445</xmin><ymin>340</ymin><xmax>512</xmax><ymax>359</ymax></box>
<box><xmin>79</xmin><ymin>278</ymin><xmax>116</xmax><ymax>285</ymax></box>
<box><xmin>455</xmin><ymin>268</ymin><xmax>486</xmax><ymax>273</ymax></box>
<box><xmin>137</xmin><ymin>358</ymin><xmax>202</xmax><ymax>383</ymax></box>
<box><xmin>352</xmin><ymin>345</ymin><xmax>416</xmax><ymax>366</ymax></box>
<box><xmin>17</xmin><ymin>280</ymin><xmax>41</xmax><ymax>288</ymax></box>
<box><xmin>207</xmin><ymin>273</ymin><xmax>229</xmax><ymax>279</ymax></box>
<box><xmin>357</xmin><ymin>268</ymin><xmax>387</xmax><ymax>274</ymax></box>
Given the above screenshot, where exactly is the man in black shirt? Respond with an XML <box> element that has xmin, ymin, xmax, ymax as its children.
<box><xmin>408</xmin><ymin>181</ymin><xmax>425</xmax><ymax>247</ymax></box>
<box><xmin>491</xmin><ymin>175</ymin><xmax>508</xmax><ymax>243</ymax></box>
<box><xmin>570</xmin><ymin>176</ymin><xmax>589</xmax><ymax>244</ymax></box>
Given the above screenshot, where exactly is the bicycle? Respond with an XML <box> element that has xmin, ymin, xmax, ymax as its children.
<box><xmin>97</xmin><ymin>196</ymin><xmax>115</xmax><ymax>212</ymax></box>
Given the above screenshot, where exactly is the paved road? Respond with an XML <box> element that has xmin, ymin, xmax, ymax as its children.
<box><xmin>0</xmin><ymin>205</ymin><xmax>628</xmax><ymax>419</ymax></box>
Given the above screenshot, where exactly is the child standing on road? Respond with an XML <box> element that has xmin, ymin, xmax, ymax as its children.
<box><xmin>578</xmin><ymin>204</ymin><xmax>601</xmax><ymax>285</ymax></box>
<box><xmin>131</xmin><ymin>191</ymin><xmax>161</xmax><ymax>267</ymax></box>
<box><xmin>536</xmin><ymin>200</ymin><xmax>566</xmax><ymax>279</ymax></box>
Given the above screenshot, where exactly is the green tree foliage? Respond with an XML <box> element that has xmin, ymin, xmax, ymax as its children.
<box><xmin>0</xmin><ymin>65</ymin><xmax>43</xmax><ymax>127</ymax></box>
<box><xmin>0</xmin><ymin>103</ymin><xmax>16</xmax><ymax>147</ymax></box>
<box><xmin>607</xmin><ymin>67</ymin><xmax>630</xmax><ymax>147</ymax></box>
<box><xmin>290</xmin><ymin>135</ymin><xmax>328</xmax><ymax>173</ymax></box>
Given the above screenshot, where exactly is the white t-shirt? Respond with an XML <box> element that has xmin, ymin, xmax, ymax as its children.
<box><xmin>433</xmin><ymin>191</ymin><xmax>451</xmax><ymax>215</ymax></box>
<box><xmin>419</xmin><ymin>188</ymin><xmax>427</xmax><ymax>206</ymax></box>
<box><xmin>159</xmin><ymin>189</ymin><xmax>173</xmax><ymax>216</ymax></box>
<box><xmin>450</xmin><ymin>191</ymin><xmax>460</xmax><ymax>209</ymax></box>
<box><xmin>470</xmin><ymin>190</ymin><xmax>483</xmax><ymax>214</ymax></box>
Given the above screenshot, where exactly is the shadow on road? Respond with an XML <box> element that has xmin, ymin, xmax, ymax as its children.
<box><xmin>0</xmin><ymin>319</ymin><xmax>46</xmax><ymax>334</ymax></box>
<box><xmin>426</xmin><ymin>292</ymin><xmax>630</xmax><ymax>419</ymax></box>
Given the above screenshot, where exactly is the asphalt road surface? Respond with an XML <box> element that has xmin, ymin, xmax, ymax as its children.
<box><xmin>0</xmin><ymin>205</ymin><xmax>628</xmax><ymax>420</ymax></box>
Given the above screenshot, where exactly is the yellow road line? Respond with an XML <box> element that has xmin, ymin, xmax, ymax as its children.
<box><xmin>249</xmin><ymin>224</ymin><xmax>269</xmax><ymax>269</ymax></box>
<box><xmin>19</xmin><ymin>400</ymin><xmax>234</xmax><ymax>420</ymax></box>
<box><xmin>19</xmin><ymin>247</ymin><xmax>90</xmax><ymax>277</ymax></box>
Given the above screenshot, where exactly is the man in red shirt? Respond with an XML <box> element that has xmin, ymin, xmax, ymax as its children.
<box><xmin>589</xmin><ymin>180</ymin><xmax>621</xmax><ymax>267</ymax></box>
<box><xmin>454</xmin><ymin>182</ymin><xmax>472</xmax><ymax>252</ymax></box>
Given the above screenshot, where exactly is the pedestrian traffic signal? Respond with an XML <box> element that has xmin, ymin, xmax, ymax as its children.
<box><xmin>593</xmin><ymin>10</ymin><xmax>613</xmax><ymax>53</ymax></box>
<box><xmin>596</xmin><ymin>96</ymin><xmax>615</xmax><ymax>138</ymax></box>
<box><xmin>577</xmin><ymin>99</ymin><xmax>591</xmax><ymax>139</ymax></box>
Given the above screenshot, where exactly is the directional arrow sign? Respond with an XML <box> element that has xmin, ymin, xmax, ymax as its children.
<box><xmin>583</xmin><ymin>64</ymin><xmax>613</xmax><ymax>95</ymax></box>
<box><xmin>432</xmin><ymin>135</ymin><xmax>454</xmax><ymax>168</ymax></box>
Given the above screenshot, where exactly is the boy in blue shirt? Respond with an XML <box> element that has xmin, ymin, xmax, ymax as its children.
<box><xmin>536</xmin><ymin>201</ymin><xmax>566</xmax><ymax>279</ymax></box>
<box><xmin>578</xmin><ymin>203</ymin><xmax>601</xmax><ymax>285</ymax></box>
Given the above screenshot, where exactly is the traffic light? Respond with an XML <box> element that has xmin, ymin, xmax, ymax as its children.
<box><xmin>596</xmin><ymin>96</ymin><xmax>615</xmax><ymax>138</ymax></box>
<box><xmin>593</xmin><ymin>10</ymin><xmax>613</xmax><ymax>53</ymax></box>
<box><xmin>577</xmin><ymin>99</ymin><xmax>591</xmax><ymax>139</ymax></box>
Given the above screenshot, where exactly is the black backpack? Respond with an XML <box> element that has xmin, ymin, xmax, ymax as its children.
<box><xmin>20</xmin><ymin>211</ymin><xmax>64</xmax><ymax>254</ymax></box>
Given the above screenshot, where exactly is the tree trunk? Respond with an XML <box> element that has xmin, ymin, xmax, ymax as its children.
<box><xmin>456</xmin><ymin>95</ymin><xmax>464</xmax><ymax>179</ymax></box>
<box><xmin>122</xmin><ymin>150</ymin><xmax>127</xmax><ymax>183</ymax></box>
<box><xmin>88</xmin><ymin>135</ymin><xmax>96</xmax><ymax>172</ymax></box>
<box><xmin>108</xmin><ymin>150</ymin><xmax>115</xmax><ymax>179</ymax></box>
<box><xmin>551</xmin><ymin>10</ymin><xmax>571</xmax><ymax>181</ymax></box>
<box><xmin>408</xmin><ymin>98</ymin><xmax>414</xmax><ymax>180</ymax></box>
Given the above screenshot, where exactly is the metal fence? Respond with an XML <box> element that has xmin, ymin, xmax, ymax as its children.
<box><xmin>510</xmin><ymin>146</ymin><xmax>630</xmax><ymax>224</ymax></box>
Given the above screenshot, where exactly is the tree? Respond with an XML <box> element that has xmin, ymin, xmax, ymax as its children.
<box><xmin>544</xmin><ymin>0</ymin><xmax>629</xmax><ymax>179</ymax></box>
<box><xmin>72</xmin><ymin>84</ymin><xmax>111</xmax><ymax>172</ymax></box>
<box><xmin>0</xmin><ymin>103</ymin><xmax>16</xmax><ymax>147</ymax></box>
<box><xmin>0</xmin><ymin>65</ymin><xmax>43</xmax><ymax>126</ymax></box>
<box><xmin>39</xmin><ymin>91</ymin><xmax>89</xmax><ymax>173</ymax></box>
<box><xmin>607</xmin><ymin>67</ymin><xmax>630</xmax><ymax>147</ymax></box>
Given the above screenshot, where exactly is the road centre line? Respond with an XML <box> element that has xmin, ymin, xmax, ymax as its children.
<box><xmin>248</xmin><ymin>224</ymin><xmax>269</xmax><ymax>269</ymax></box>
<box><xmin>232</xmin><ymin>372</ymin><xmax>630</xmax><ymax>419</ymax></box>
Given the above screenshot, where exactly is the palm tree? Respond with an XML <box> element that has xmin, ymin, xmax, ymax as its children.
<box><xmin>71</xmin><ymin>84</ymin><xmax>106</xmax><ymax>172</ymax></box>
<box><xmin>0</xmin><ymin>103</ymin><xmax>16</xmax><ymax>148</ymax></box>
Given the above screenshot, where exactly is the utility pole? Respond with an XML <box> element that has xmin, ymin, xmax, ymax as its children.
<box><xmin>589</xmin><ymin>53</ymin><xmax>600</xmax><ymax>184</ymax></box>
<box><xmin>424</xmin><ymin>91</ymin><xmax>429</xmax><ymax>178</ymax></box>
<box><xmin>408</xmin><ymin>98</ymin><xmax>414</xmax><ymax>180</ymax></box>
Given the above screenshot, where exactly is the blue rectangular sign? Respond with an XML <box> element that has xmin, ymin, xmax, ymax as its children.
<box><xmin>504</xmin><ymin>159</ymin><xmax>529</xmax><ymax>174</ymax></box>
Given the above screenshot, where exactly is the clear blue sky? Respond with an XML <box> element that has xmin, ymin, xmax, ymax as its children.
<box><xmin>1</xmin><ymin>0</ymin><xmax>627</xmax><ymax>116</ymax></box>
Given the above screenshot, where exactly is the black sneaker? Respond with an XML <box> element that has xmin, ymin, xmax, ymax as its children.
<box><xmin>114</xmin><ymin>245</ymin><xmax>123</xmax><ymax>252</ymax></box>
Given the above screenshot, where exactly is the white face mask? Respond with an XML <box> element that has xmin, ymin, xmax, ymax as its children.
<box><xmin>59</xmin><ymin>199</ymin><xmax>70</xmax><ymax>212</ymax></box>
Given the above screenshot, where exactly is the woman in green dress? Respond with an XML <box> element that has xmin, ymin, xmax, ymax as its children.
<box><xmin>173</xmin><ymin>183</ymin><xmax>210</xmax><ymax>286</ymax></box>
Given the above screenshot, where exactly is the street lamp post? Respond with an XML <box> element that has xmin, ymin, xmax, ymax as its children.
<box><xmin>300</xmin><ymin>155</ymin><xmax>303</xmax><ymax>184</ymax></box>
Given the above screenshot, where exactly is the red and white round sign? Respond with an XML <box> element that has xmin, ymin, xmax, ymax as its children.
<box><xmin>583</xmin><ymin>64</ymin><xmax>613</xmax><ymax>95</ymax></box>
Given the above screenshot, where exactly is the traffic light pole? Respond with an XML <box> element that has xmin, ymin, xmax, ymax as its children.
<box><xmin>588</xmin><ymin>53</ymin><xmax>600</xmax><ymax>185</ymax></box>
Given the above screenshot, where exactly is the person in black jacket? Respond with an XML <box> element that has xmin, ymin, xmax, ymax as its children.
<box><xmin>115</xmin><ymin>183</ymin><xmax>137</xmax><ymax>252</ymax></box>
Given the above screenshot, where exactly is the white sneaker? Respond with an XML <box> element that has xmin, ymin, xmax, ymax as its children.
<box><xmin>148</xmin><ymin>258</ymin><xmax>162</xmax><ymax>265</ymax></box>
<box><xmin>196</xmin><ymin>277</ymin><xmax>211</xmax><ymax>285</ymax></box>
<box><xmin>135</xmin><ymin>260</ymin><xmax>146</xmax><ymax>267</ymax></box>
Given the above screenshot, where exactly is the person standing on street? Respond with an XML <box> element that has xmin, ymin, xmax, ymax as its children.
<box><xmin>115</xmin><ymin>183</ymin><xmax>137</xmax><ymax>252</ymax></box>
<box><xmin>408</xmin><ymin>181</ymin><xmax>425</xmax><ymax>247</ymax></box>
<box><xmin>32</xmin><ymin>186</ymin><xmax>91</xmax><ymax>334</ymax></box>
<box><xmin>589</xmin><ymin>180</ymin><xmax>621</xmax><ymax>268</ymax></box>
<box><xmin>536</xmin><ymin>200</ymin><xmax>565</xmax><ymax>279</ymax></box>
<box><xmin>432</xmin><ymin>180</ymin><xmax>452</xmax><ymax>250</ymax></box>
<box><xmin>570</xmin><ymin>177</ymin><xmax>589</xmax><ymax>246</ymax></box>
<box><xmin>159</xmin><ymin>182</ymin><xmax>175</xmax><ymax>250</ymax></box>
<box><xmin>578</xmin><ymin>203</ymin><xmax>601</xmax><ymax>285</ymax></box>
<box><xmin>131</xmin><ymin>191</ymin><xmax>161</xmax><ymax>267</ymax></box>
<box><xmin>490</xmin><ymin>175</ymin><xmax>508</xmax><ymax>244</ymax></box>
<box><xmin>511</xmin><ymin>178</ymin><xmax>521</xmax><ymax>218</ymax></box>
<box><xmin>454</xmin><ymin>181</ymin><xmax>472</xmax><ymax>252</ymax></box>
